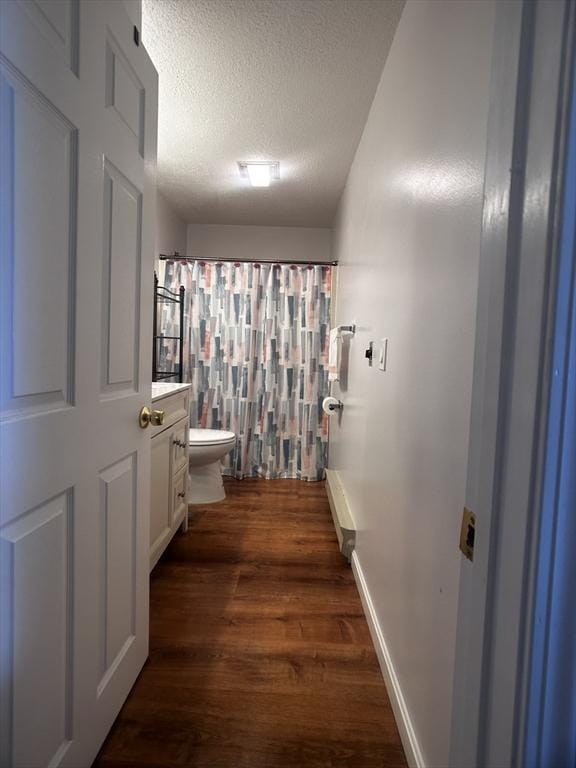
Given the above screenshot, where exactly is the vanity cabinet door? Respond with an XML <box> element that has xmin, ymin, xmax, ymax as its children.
<box><xmin>171</xmin><ymin>466</ymin><xmax>188</xmax><ymax>528</ymax></box>
<box><xmin>170</xmin><ymin>421</ymin><xmax>188</xmax><ymax>475</ymax></box>
<box><xmin>150</xmin><ymin>428</ymin><xmax>172</xmax><ymax>570</ymax></box>
<box><xmin>149</xmin><ymin>414</ymin><xmax>189</xmax><ymax>570</ymax></box>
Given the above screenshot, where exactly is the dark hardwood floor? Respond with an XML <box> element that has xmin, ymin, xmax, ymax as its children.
<box><xmin>94</xmin><ymin>478</ymin><xmax>407</xmax><ymax>768</ymax></box>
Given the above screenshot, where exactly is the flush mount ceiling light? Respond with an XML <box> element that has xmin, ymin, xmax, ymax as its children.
<box><xmin>238</xmin><ymin>161</ymin><xmax>280</xmax><ymax>188</ymax></box>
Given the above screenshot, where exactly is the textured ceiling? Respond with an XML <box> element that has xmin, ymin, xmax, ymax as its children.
<box><xmin>142</xmin><ymin>0</ymin><xmax>404</xmax><ymax>227</ymax></box>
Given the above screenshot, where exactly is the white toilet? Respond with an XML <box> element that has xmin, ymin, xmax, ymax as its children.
<box><xmin>188</xmin><ymin>428</ymin><xmax>236</xmax><ymax>504</ymax></box>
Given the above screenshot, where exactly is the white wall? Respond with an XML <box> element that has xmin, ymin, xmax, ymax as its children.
<box><xmin>156</xmin><ymin>192</ymin><xmax>187</xmax><ymax>259</ymax></box>
<box><xmin>186</xmin><ymin>223</ymin><xmax>332</xmax><ymax>263</ymax></box>
<box><xmin>329</xmin><ymin>1</ymin><xmax>494</xmax><ymax>766</ymax></box>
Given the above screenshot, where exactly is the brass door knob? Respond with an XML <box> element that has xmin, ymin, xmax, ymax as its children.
<box><xmin>139</xmin><ymin>406</ymin><xmax>165</xmax><ymax>428</ymax></box>
<box><xmin>151</xmin><ymin>409</ymin><xmax>165</xmax><ymax>426</ymax></box>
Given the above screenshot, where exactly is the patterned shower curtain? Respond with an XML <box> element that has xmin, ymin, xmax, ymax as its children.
<box><xmin>161</xmin><ymin>260</ymin><xmax>332</xmax><ymax>481</ymax></box>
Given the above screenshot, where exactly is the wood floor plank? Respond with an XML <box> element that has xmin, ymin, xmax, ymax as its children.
<box><xmin>93</xmin><ymin>478</ymin><xmax>407</xmax><ymax>768</ymax></box>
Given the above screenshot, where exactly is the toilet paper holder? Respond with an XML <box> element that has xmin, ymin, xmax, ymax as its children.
<box><xmin>323</xmin><ymin>396</ymin><xmax>343</xmax><ymax>413</ymax></box>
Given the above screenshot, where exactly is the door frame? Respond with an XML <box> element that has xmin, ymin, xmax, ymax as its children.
<box><xmin>450</xmin><ymin>0</ymin><xmax>576</xmax><ymax>765</ymax></box>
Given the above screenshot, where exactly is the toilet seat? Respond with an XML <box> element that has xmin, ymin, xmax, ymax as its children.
<box><xmin>189</xmin><ymin>428</ymin><xmax>236</xmax><ymax>447</ymax></box>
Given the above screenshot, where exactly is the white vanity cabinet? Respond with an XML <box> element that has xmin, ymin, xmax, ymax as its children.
<box><xmin>149</xmin><ymin>383</ymin><xmax>191</xmax><ymax>571</ymax></box>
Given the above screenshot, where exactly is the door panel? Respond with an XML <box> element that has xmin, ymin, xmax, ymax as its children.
<box><xmin>0</xmin><ymin>1</ymin><xmax>158</xmax><ymax>765</ymax></box>
<box><xmin>0</xmin><ymin>492</ymin><xmax>73</xmax><ymax>768</ymax></box>
<box><xmin>101</xmin><ymin>159</ymin><xmax>142</xmax><ymax>397</ymax></box>
<box><xmin>16</xmin><ymin>0</ymin><xmax>79</xmax><ymax>74</ymax></box>
<box><xmin>105</xmin><ymin>33</ymin><xmax>144</xmax><ymax>153</ymax></box>
<box><xmin>98</xmin><ymin>453</ymin><xmax>137</xmax><ymax>695</ymax></box>
<box><xmin>0</xmin><ymin>63</ymin><xmax>77</xmax><ymax>415</ymax></box>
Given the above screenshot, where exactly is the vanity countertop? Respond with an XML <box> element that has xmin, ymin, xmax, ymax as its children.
<box><xmin>151</xmin><ymin>382</ymin><xmax>191</xmax><ymax>402</ymax></box>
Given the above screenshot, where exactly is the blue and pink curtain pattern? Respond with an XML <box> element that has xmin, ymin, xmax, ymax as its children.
<box><xmin>161</xmin><ymin>260</ymin><xmax>332</xmax><ymax>481</ymax></box>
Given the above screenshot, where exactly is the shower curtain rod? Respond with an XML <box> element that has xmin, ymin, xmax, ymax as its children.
<box><xmin>159</xmin><ymin>253</ymin><xmax>338</xmax><ymax>266</ymax></box>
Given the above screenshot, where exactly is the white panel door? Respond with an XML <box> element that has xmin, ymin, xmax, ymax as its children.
<box><xmin>0</xmin><ymin>1</ymin><xmax>158</xmax><ymax>766</ymax></box>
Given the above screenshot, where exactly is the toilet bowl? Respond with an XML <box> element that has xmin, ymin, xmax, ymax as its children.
<box><xmin>188</xmin><ymin>428</ymin><xmax>236</xmax><ymax>504</ymax></box>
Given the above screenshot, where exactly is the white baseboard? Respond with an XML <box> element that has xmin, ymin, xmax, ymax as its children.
<box><xmin>351</xmin><ymin>550</ymin><xmax>425</xmax><ymax>768</ymax></box>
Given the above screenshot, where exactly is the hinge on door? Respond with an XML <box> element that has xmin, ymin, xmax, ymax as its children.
<box><xmin>133</xmin><ymin>26</ymin><xmax>140</xmax><ymax>46</ymax></box>
<box><xmin>459</xmin><ymin>507</ymin><xmax>476</xmax><ymax>561</ymax></box>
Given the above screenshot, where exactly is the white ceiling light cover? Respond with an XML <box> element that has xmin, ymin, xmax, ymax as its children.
<box><xmin>238</xmin><ymin>161</ymin><xmax>280</xmax><ymax>188</ymax></box>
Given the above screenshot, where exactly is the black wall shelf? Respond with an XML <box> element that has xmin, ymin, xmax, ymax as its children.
<box><xmin>153</xmin><ymin>271</ymin><xmax>185</xmax><ymax>383</ymax></box>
